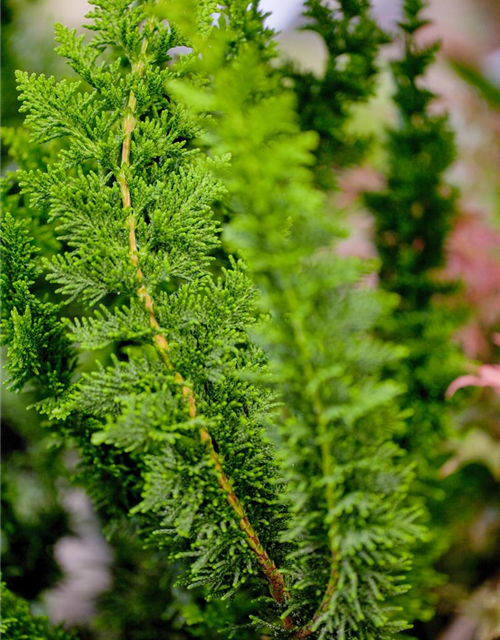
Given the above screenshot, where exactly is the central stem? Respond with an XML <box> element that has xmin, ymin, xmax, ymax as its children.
<box><xmin>116</xmin><ymin>19</ymin><xmax>292</xmax><ymax>628</ymax></box>
<box><xmin>283</xmin><ymin>285</ymin><xmax>339</xmax><ymax>637</ymax></box>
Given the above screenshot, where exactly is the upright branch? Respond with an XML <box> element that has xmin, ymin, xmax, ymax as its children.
<box><xmin>364</xmin><ymin>0</ymin><xmax>462</xmax><ymax>464</ymax></box>
<box><xmin>116</xmin><ymin>17</ymin><xmax>291</xmax><ymax>618</ymax></box>
<box><xmin>363</xmin><ymin>0</ymin><xmax>463</xmax><ymax>620</ymax></box>
<box><xmin>169</xmin><ymin>24</ymin><xmax>424</xmax><ymax>637</ymax></box>
<box><xmin>284</xmin><ymin>287</ymin><xmax>340</xmax><ymax>636</ymax></box>
<box><xmin>286</xmin><ymin>0</ymin><xmax>389</xmax><ymax>187</ymax></box>
<box><xmin>11</xmin><ymin>0</ymin><xmax>292</xmax><ymax>628</ymax></box>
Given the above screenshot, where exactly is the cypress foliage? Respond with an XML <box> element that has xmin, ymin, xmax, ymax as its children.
<box><xmin>170</xmin><ymin>16</ymin><xmax>423</xmax><ymax>638</ymax></box>
<box><xmin>2</xmin><ymin>0</ymin><xmax>292</xmax><ymax>632</ymax></box>
<box><xmin>1</xmin><ymin>130</ymin><xmax>260</xmax><ymax>639</ymax></box>
<box><xmin>286</xmin><ymin>0</ymin><xmax>388</xmax><ymax>186</ymax></box>
<box><xmin>1</xmin><ymin>581</ymin><xmax>78</xmax><ymax>640</ymax></box>
<box><xmin>10</xmin><ymin>0</ymin><xmax>288</xmax><ymax>613</ymax></box>
<box><xmin>3</xmin><ymin>1</ymin><xmax>435</xmax><ymax>637</ymax></box>
<box><xmin>364</xmin><ymin>0</ymin><xmax>463</xmax><ymax>464</ymax></box>
<box><xmin>1</xmin><ymin>187</ymin><xmax>75</xmax><ymax>395</ymax></box>
<box><xmin>363</xmin><ymin>0</ymin><xmax>465</xmax><ymax>624</ymax></box>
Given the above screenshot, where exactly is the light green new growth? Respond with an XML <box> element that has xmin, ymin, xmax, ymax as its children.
<box><xmin>169</xmin><ymin>17</ymin><xmax>424</xmax><ymax>635</ymax></box>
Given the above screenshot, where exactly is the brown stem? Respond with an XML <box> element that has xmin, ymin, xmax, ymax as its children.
<box><xmin>116</xmin><ymin>20</ymin><xmax>292</xmax><ymax>627</ymax></box>
<box><xmin>293</xmin><ymin>562</ymin><xmax>337</xmax><ymax>638</ymax></box>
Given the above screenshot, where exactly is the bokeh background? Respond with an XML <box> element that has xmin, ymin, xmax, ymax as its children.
<box><xmin>2</xmin><ymin>1</ymin><xmax>500</xmax><ymax>639</ymax></box>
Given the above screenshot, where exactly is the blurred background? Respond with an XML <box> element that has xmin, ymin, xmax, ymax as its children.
<box><xmin>2</xmin><ymin>1</ymin><xmax>500</xmax><ymax>639</ymax></box>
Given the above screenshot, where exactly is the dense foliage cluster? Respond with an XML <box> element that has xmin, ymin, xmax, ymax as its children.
<box><xmin>287</xmin><ymin>0</ymin><xmax>388</xmax><ymax>186</ymax></box>
<box><xmin>9</xmin><ymin>0</ymin><xmax>290</xmax><ymax>609</ymax></box>
<box><xmin>171</xmin><ymin>27</ymin><xmax>424</xmax><ymax>635</ymax></box>
<box><xmin>1</xmin><ymin>0</ymin><xmax>479</xmax><ymax>638</ymax></box>
<box><xmin>364</xmin><ymin>0</ymin><xmax>463</xmax><ymax>467</ymax></box>
<box><xmin>1</xmin><ymin>581</ymin><xmax>76</xmax><ymax>640</ymax></box>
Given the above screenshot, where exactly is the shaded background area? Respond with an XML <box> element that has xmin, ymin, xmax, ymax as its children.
<box><xmin>1</xmin><ymin>1</ymin><xmax>499</xmax><ymax>639</ymax></box>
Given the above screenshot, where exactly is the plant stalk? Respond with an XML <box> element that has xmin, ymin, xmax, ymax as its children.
<box><xmin>283</xmin><ymin>286</ymin><xmax>339</xmax><ymax>637</ymax></box>
<box><xmin>116</xmin><ymin>19</ymin><xmax>292</xmax><ymax>626</ymax></box>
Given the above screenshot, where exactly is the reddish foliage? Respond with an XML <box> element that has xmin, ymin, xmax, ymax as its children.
<box><xmin>445</xmin><ymin>212</ymin><xmax>500</xmax><ymax>359</ymax></box>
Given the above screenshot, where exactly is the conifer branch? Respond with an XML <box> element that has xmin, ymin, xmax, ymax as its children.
<box><xmin>118</xmin><ymin>17</ymin><xmax>171</xmax><ymax>362</ymax></box>
<box><xmin>362</xmin><ymin>0</ymin><xmax>463</xmax><ymax>618</ymax></box>
<box><xmin>175</xmin><ymin>31</ymin><xmax>424</xmax><ymax>637</ymax></box>
<box><xmin>294</xmin><ymin>572</ymin><xmax>337</xmax><ymax>638</ymax></box>
<box><xmin>4</xmin><ymin>1</ymin><xmax>436</xmax><ymax>635</ymax></box>
<box><xmin>285</xmin><ymin>288</ymin><xmax>339</xmax><ymax>637</ymax></box>
<box><xmin>287</xmin><ymin>0</ymin><xmax>389</xmax><ymax>187</ymax></box>
<box><xmin>117</xmin><ymin>15</ymin><xmax>291</xmax><ymax>621</ymax></box>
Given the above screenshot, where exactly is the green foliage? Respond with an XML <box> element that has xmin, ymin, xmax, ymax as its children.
<box><xmin>1</xmin><ymin>0</ymin><xmax>19</xmax><ymax>137</ymax></box>
<box><xmin>1</xmin><ymin>108</ymin><xmax>80</xmax><ymax>611</ymax></box>
<box><xmin>215</xmin><ymin>0</ymin><xmax>276</xmax><ymax>57</ymax></box>
<box><xmin>0</xmin><ymin>581</ymin><xmax>78</xmax><ymax>640</ymax></box>
<box><xmin>2</xmin><ymin>1</ymin><xmax>460</xmax><ymax>638</ymax></box>
<box><xmin>285</xmin><ymin>0</ymin><xmax>389</xmax><ymax>186</ymax></box>
<box><xmin>170</xmin><ymin>21</ymin><xmax>423</xmax><ymax>637</ymax></box>
<box><xmin>8</xmin><ymin>0</ymin><xmax>286</xmax><ymax>625</ymax></box>
<box><xmin>361</xmin><ymin>0</ymin><xmax>465</xmax><ymax>624</ymax></box>
<box><xmin>364</xmin><ymin>0</ymin><xmax>463</xmax><ymax>460</ymax></box>
<box><xmin>1</xmin><ymin>186</ymin><xmax>75</xmax><ymax>393</ymax></box>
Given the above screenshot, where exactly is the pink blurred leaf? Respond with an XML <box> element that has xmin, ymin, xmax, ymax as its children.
<box><xmin>492</xmin><ymin>333</ymin><xmax>500</xmax><ymax>347</ymax></box>
<box><xmin>444</xmin><ymin>213</ymin><xmax>500</xmax><ymax>359</ymax></box>
<box><xmin>446</xmin><ymin>365</ymin><xmax>500</xmax><ymax>397</ymax></box>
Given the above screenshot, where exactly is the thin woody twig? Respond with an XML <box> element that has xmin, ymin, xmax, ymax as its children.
<box><xmin>116</xmin><ymin>19</ymin><xmax>293</xmax><ymax>629</ymax></box>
